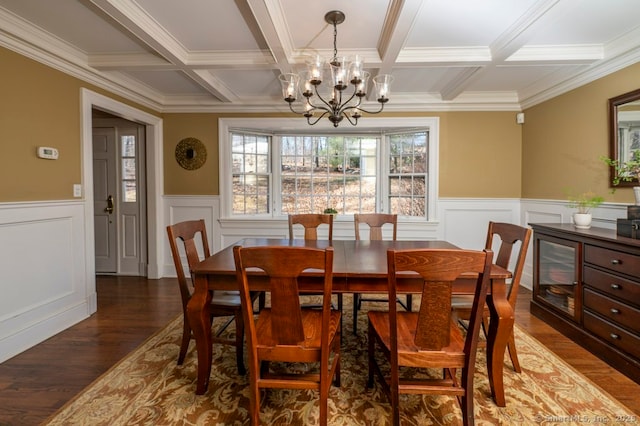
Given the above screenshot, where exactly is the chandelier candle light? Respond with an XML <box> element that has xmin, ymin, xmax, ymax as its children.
<box><xmin>279</xmin><ymin>10</ymin><xmax>393</xmax><ymax>127</ymax></box>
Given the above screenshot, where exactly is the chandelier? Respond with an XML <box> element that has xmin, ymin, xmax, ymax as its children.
<box><xmin>278</xmin><ymin>10</ymin><xmax>393</xmax><ymax>128</ymax></box>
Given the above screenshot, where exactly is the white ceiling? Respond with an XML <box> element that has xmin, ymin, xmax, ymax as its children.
<box><xmin>1</xmin><ymin>0</ymin><xmax>640</xmax><ymax>115</ymax></box>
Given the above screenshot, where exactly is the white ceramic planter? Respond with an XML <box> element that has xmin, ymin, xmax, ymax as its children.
<box><xmin>573</xmin><ymin>212</ymin><xmax>592</xmax><ymax>229</ymax></box>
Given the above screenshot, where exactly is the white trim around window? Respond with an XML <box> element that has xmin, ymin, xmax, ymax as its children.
<box><xmin>218</xmin><ymin>117</ymin><xmax>439</xmax><ymax>222</ymax></box>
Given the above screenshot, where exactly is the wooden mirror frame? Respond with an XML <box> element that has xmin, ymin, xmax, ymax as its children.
<box><xmin>608</xmin><ymin>88</ymin><xmax>640</xmax><ymax>187</ymax></box>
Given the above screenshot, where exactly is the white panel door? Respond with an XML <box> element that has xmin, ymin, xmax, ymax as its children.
<box><xmin>93</xmin><ymin>127</ymin><xmax>117</xmax><ymax>273</ymax></box>
<box><xmin>93</xmin><ymin>116</ymin><xmax>147</xmax><ymax>276</ymax></box>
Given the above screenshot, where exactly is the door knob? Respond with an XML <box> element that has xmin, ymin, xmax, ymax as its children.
<box><xmin>105</xmin><ymin>195</ymin><xmax>114</xmax><ymax>214</ymax></box>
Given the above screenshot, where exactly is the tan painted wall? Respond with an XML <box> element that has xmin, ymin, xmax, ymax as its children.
<box><xmin>522</xmin><ymin>62</ymin><xmax>640</xmax><ymax>203</ymax></box>
<box><xmin>2</xmin><ymin>44</ymin><xmax>521</xmax><ymax>202</ymax></box>
<box><xmin>0</xmin><ymin>47</ymin><xmax>157</xmax><ymax>202</ymax></box>
<box><xmin>163</xmin><ymin>114</ymin><xmax>219</xmax><ymax>195</ymax></box>
<box><xmin>1</xmin><ymin>48</ymin><xmax>83</xmax><ymax>201</ymax></box>
<box><xmin>164</xmin><ymin>111</ymin><xmax>523</xmax><ymax>198</ymax></box>
<box><xmin>438</xmin><ymin>112</ymin><xmax>522</xmax><ymax>197</ymax></box>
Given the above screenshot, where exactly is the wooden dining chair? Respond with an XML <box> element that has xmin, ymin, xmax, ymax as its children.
<box><xmin>288</xmin><ymin>213</ymin><xmax>334</xmax><ymax>240</ymax></box>
<box><xmin>167</xmin><ymin>219</ymin><xmax>260</xmax><ymax>375</ymax></box>
<box><xmin>368</xmin><ymin>248</ymin><xmax>493</xmax><ymax>426</ymax></box>
<box><xmin>451</xmin><ymin>221</ymin><xmax>532</xmax><ymax>372</ymax></box>
<box><xmin>352</xmin><ymin>213</ymin><xmax>412</xmax><ymax>335</ymax></box>
<box><xmin>233</xmin><ymin>245</ymin><xmax>341</xmax><ymax>426</ymax></box>
<box><xmin>288</xmin><ymin>213</ymin><xmax>341</xmax><ymax>312</ymax></box>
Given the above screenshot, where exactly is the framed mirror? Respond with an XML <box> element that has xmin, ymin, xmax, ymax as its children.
<box><xmin>609</xmin><ymin>88</ymin><xmax>640</xmax><ymax>187</ymax></box>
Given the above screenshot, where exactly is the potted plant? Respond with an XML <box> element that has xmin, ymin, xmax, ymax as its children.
<box><xmin>601</xmin><ymin>149</ymin><xmax>640</xmax><ymax>203</ymax></box>
<box><xmin>323</xmin><ymin>207</ymin><xmax>338</xmax><ymax>215</ymax></box>
<box><xmin>567</xmin><ymin>191</ymin><xmax>604</xmax><ymax>229</ymax></box>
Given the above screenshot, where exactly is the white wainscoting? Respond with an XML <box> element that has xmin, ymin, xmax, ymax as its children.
<box><xmin>162</xmin><ymin>195</ymin><xmax>524</xmax><ymax>278</ymax></box>
<box><xmin>5</xmin><ymin>195</ymin><xmax>623</xmax><ymax>362</ymax></box>
<box><xmin>0</xmin><ymin>200</ymin><xmax>95</xmax><ymax>363</ymax></box>
<box><xmin>163</xmin><ymin>196</ymin><xmax>222</xmax><ymax>278</ymax></box>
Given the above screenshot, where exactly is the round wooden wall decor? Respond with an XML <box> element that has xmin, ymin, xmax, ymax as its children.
<box><xmin>175</xmin><ymin>137</ymin><xmax>207</xmax><ymax>170</ymax></box>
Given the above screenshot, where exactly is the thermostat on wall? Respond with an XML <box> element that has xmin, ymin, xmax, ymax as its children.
<box><xmin>37</xmin><ymin>146</ymin><xmax>59</xmax><ymax>160</ymax></box>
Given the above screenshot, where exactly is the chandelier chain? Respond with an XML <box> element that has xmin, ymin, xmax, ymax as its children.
<box><xmin>332</xmin><ymin>21</ymin><xmax>338</xmax><ymax>64</ymax></box>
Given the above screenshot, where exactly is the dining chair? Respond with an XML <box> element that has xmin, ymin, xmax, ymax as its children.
<box><xmin>288</xmin><ymin>213</ymin><xmax>341</xmax><ymax>312</ymax></box>
<box><xmin>368</xmin><ymin>248</ymin><xmax>493</xmax><ymax>426</ymax></box>
<box><xmin>167</xmin><ymin>219</ymin><xmax>260</xmax><ymax>375</ymax></box>
<box><xmin>233</xmin><ymin>245</ymin><xmax>341</xmax><ymax>426</ymax></box>
<box><xmin>352</xmin><ymin>213</ymin><xmax>412</xmax><ymax>335</ymax></box>
<box><xmin>451</xmin><ymin>221</ymin><xmax>532</xmax><ymax>372</ymax></box>
<box><xmin>288</xmin><ymin>213</ymin><xmax>334</xmax><ymax>240</ymax></box>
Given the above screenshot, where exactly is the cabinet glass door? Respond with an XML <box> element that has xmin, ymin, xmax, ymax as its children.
<box><xmin>535</xmin><ymin>235</ymin><xmax>580</xmax><ymax>321</ymax></box>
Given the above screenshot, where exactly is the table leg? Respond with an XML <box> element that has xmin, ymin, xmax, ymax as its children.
<box><xmin>187</xmin><ymin>273</ymin><xmax>213</xmax><ymax>395</ymax></box>
<box><xmin>485</xmin><ymin>278</ymin><xmax>513</xmax><ymax>407</ymax></box>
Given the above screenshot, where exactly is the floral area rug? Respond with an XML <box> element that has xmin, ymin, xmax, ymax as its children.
<box><xmin>44</xmin><ymin>295</ymin><xmax>636</xmax><ymax>425</ymax></box>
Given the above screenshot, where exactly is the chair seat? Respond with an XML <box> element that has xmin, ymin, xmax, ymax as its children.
<box><xmin>368</xmin><ymin>311</ymin><xmax>465</xmax><ymax>369</ymax></box>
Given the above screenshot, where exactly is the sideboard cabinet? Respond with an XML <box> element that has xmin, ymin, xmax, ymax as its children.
<box><xmin>530</xmin><ymin>223</ymin><xmax>640</xmax><ymax>383</ymax></box>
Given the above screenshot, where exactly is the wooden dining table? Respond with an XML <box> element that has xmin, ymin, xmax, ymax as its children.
<box><xmin>188</xmin><ymin>238</ymin><xmax>513</xmax><ymax>406</ymax></box>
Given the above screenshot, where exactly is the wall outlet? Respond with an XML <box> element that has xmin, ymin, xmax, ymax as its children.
<box><xmin>73</xmin><ymin>184</ymin><xmax>82</xmax><ymax>198</ymax></box>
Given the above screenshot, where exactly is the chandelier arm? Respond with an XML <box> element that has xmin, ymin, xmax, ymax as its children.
<box><xmin>343</xmin><ymin>88</ymin><xmax>359</xmax><ymax>107</ymax></box>
<box><xmin>309</xmin><ymin>85</ymin><xmax>338</xmax><ymax>113</ymax></box>
<box><xmin>335</xmin><ymin>90</ymin><xmax>361</xmax><ymax>115</ymax></box>
<box><xmin>348</xmin><ymin>102</ymin><xmax>386</xmax><ymax>115</ymax></box>
<box><xmin>306</xmin><ymin>110</ymin><xmax>330</xmax><ymax>126</ymax></box>
<box><xmin>342</xmin><ymin>113</ymin><xmax>358</xmax><ymax>126</ymax></box>
<box><xmin>287</xmin><ymin>102</ymin><xmax>316</xmax><ymax>116</ymax></box>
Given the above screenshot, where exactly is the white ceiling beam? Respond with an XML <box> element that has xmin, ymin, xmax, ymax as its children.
<box><xmin>244</xmin><ymin>0</ymin><xmax>294</xmax><ymax>74</ymax></box>
<box><xmin>440</xmin><ymin>0</ymin><xmax>567</xmax><ymax>101</ymax></box>
<box><xmin>90</xmin><ymin>51</ymin><xmax>278</xmax><ymax>70</ymax></box>
<box><xmin>88</xmin><ymin>0</ymin><xmax>235</xmax><ymax>102</ymax></box>
<box><xmin>377</xmin><ymin>0</ymin><xmax>424</xmax><ymax>74</ymax></box>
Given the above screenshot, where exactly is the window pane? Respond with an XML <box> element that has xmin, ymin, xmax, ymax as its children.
<box><xmin>256</xmin><ymin>175</ymin><xmax>270</xmax><ymax>194</ymax></box>
<box><xmin>232</xmin><ymin>153</ymin><xmax>244</xmax><ymax>173</ymax></box>
<box><xmin>256</xmin><ymin>153</ymin><xmax>269</xmax><ymax>173</ymax></box>
<box><xmin>121</xmin><ymin>135</ymin><xmax>135</xmax><ymax>157</ymax></box>
<box><xmin>122</xmin><ymin>180</ymin><xmax>136</xmax><ymax>202</ymax></box>
<box><xmin>295</xmin><ymin>196</ymin><xmax>313</xmax><ymax>213</ymax></box>
<box><xmin>122</xmin><ymin>158</ymin><xmax>136</xmax><ymax>180</ymax></box>
<box><xmin>281</xmin><ymin>195</ymin><xmax>296</xmax><ymax>214</ymax></box>
<box><xmin>256</xmin><ymin>138</ymin><xmax>269</xmax><ymax>154</ymax></box>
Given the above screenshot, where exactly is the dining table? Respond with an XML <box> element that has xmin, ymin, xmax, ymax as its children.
<box><xmin>188</xmin><ymin>238</ymin><xmax>513</xmax><ymax>406</ymax></box>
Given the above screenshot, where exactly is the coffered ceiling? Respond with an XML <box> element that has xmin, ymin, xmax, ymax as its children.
<box><xmin>1</xmin><ymin>0</ymin><xmax>639</xmax><ymax>114</ymax></box>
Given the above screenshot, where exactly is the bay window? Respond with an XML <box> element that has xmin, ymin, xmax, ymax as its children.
<box><xmin>220</xmin><ymin>118</ymin><xmax>439</xmax><ymax>221</ymax></box>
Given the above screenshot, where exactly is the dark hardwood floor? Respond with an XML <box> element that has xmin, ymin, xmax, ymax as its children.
<box><xmin>0</xmin><ymin>276</ymin><xmax>182</xmax><ymax>425</ymax></box>
<box><xmin>0</xmin><ymin>278</ymin><xmax>638</xmax><ymax>425</ymax></box>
